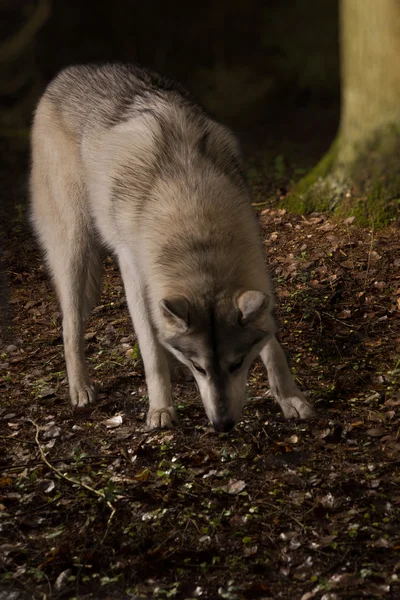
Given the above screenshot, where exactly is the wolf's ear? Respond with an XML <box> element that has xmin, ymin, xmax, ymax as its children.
<box><xmin>160</xmin><ymin>296</ymin><xmax>190</xmax><ymax>333</ymax></box>
<box><xmin>237</xmin><ymin>291</ymin><xmax>269</xmax><ymax>325</ymax></box>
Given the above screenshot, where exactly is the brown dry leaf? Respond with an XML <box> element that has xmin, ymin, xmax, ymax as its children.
<box><xmin>274</xmin><ymin>440</ymin><xmax>293</xmax><ymax>452</ymax></box>
<box><xmin>43</xmin><ymin>424</ymin><xmax>61</xmax><ymax>439</ymax></box>
<box><xmin>338</xmin><ymin>309</ymin><xmax>351</xmax><ymax>319</ymax></box>
<box><xmin>369</xmin><ymin>251</ymin><xmax>381</xmax><ymax>261</ymax></box>
<box><xmin>318</xmin><ymin>222</ymin><xmax>336</xmax><ymax>232</ymax></box>
<box><xmin>278</xmin><ymin>289</ymin><xmax>291</xmax><ymax>298</ymax></box>
<box><xmin>366</xmin><ymin>427</ymin><xmax>386</xmax><ymax>437</ymax></box>
<box><xmin>341</xmin><ymin>260</ymin><xmax>355</xmax><ymax>269</ymax></box>
<box><xmin>0</xmin><ymin>477</ymin><xmax>13</xmax><ymax>486</ymax></box>
<box><xmin>312</xmin><ymin>427</ymin><xmax>331</xmax><ymax>439</ymax></box>
<box><xmin>384</xmin><ymin>397</ymin><xmax>400</xmax><ymax>407</ymax></box>
<box><xmin>385</xmin><ymin>410</ymin><xmax>396</xmax><ymax>421</ymax></box>
<box><xmin>350</xmin><ymin>420</ymin><xmax>364</xmax><ymax>428</ymax></box>
<box><xmin>326</xmin><ymin>234</ymin><xmax>339</xmax><ymax>244</ymax></box>
<box><xmin>134</xmin><ymin>468</ymin><xmax>151</xmax><ymax>482</ymax></box>
<box><xmin>368</xmin><ymin>411</ymin><xmax>385</xmax><ymax>423</ymax></box>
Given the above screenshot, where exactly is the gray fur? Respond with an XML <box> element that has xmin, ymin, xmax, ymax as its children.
<box><xmin>30</xmin><ymin>63</ymin><xmax>314</xmax><ymax>432</ymax></box>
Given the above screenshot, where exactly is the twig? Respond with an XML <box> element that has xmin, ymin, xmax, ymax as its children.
<box><xmin>29</xmin><ymin>420</ymin><xmax>105</xmax><ymax>497</ymax></box>
<box><xmin>2</xmin><ymin>454</ymin><xmax>123</xmax><ymax>470</ymax></box>
<box><xmin>320</xmin><ymin>311</ymin><xmax>357</xmax><ymax>330</ymax></box>
<box><xmin>345</xmin><ymin>223</ymin><xmax>357</xmax><ymax>283</ymax></box>
<box><xmin>363</xmin><ymin>223</ymin><xmax>375</xmax><ymax>292</ymax></box>
<box><xmin>321</xmin><ymin>249</ymin><xmax>355</xmax><ymax>283</ymax></box>
<box><xmin>0</xmin><ymin>435</ymin><xmax>36</xmax><ymax>445</ymax></box>
<box><xmin>29</xmin><ymin>420</ymin><xmax>116</xmax><ymax>542</ymax></box>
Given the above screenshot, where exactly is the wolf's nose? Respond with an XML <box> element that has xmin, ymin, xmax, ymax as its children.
<box><xmin>213</xmin><ymin>418</ymin><xmax>235</xmax><ymax>433</ymax></box>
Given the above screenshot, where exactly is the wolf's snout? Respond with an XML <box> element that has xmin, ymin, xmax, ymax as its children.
<box><xmin>212</xmin><ymin>417</ymin><xmax>236</xmax><ymax>433</ymax></box>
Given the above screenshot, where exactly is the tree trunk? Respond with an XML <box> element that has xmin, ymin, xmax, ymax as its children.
<box><xmin>286</xmin><ymin>0</ymin><xmax>400</xmax><ymax>225</ymax></box>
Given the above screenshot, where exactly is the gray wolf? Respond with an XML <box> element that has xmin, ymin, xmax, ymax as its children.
<box><xmin>30</xmin><ymin>63</ymin><xmax>315</xmax><ymax>432</ymax></box>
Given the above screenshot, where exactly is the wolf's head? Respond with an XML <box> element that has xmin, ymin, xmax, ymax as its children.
<box><xmin>158</xmin><ymin>291</ymin><xmax>273</xmax><ymax>432</ymax></box>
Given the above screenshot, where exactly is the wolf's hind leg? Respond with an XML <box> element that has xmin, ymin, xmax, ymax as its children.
<box><xmin>260</xmin><ymin>336</ymin><xmax>315</xmax><ymax>419</ymax></box>
<box><xmin>118</xmin><ymin>251</ymin><xmax>177</xmax><ymax>429</ymax></box>
<box><xmin>45</xmin><ymin>231</ymin><xmax>102</xmax><ymax>407</ymax></box>
<box><xmin>31</xmin><ymin>104</ymin><xmax>102</xmax><ymax>407</ymax></box>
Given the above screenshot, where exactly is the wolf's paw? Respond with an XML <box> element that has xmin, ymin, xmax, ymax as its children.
<box><xmin>278</xmin><ymin>395</ymin><xmax>316</xmax><ymax>420</ymax></box>
<box><xmin>70</xmin><ymin>381</ymin><xmax>96</xmax><ymax>408</ymax></box>
<box><xmin>146</xmin><ymin>406</ymin><xmax>178</xmax><ymax>430</ymax></box>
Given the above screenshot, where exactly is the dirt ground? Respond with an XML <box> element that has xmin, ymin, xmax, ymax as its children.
<box><xmin>1</xmin><ymin>123</ymin><xmax>400</xmax><ymax>599</ymax></box>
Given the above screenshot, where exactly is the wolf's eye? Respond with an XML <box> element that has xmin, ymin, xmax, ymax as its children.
<box><xmin>192</xmin><ymin>362</ymin><xmax>207</xmax><ymax>375</ymax></box>
<box><xmin>228</xmin><ymin>357</ymin><xmax>244</xmax><ymax>373</ymax></box>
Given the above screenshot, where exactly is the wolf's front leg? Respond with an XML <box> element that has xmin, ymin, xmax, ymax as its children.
<box><xmin>118</xmin><ymin>252</ymin><xmax>178</xmax><ymax>429</ymax></box>
<box><xmin>260</xmin><ymin>336</ymin><xmax>315</xmax><ymax>419</ymax></box>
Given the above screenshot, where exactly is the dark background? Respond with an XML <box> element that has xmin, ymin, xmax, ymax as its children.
<box><xmin>1</xmin><ymin>0</ymin><xmax>340</xmax><ymax>135</ymax></box>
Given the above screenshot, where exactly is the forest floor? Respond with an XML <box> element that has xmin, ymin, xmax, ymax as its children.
<box><xmin>1</xmin><ymin>107</ymin><xmax>400</xmax><ymax>600</ymax></box>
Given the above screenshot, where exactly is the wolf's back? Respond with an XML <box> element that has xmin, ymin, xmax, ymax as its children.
<box><xmin>40</xmin><ymin>63</ymin><xmax>197</xmax><ymax>138</ymax></box>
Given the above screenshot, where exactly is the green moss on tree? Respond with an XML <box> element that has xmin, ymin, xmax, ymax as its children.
<box><xmin>284</xmin><ymin>127</ymin><xmax>400</xmax><ymax>226</ymax></box>
<box><xmin>283</xmin><ymin>138</ymin><xmax>339</xmax><ymax>214</ymax></box>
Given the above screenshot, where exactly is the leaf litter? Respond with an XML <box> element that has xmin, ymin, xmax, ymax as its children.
<box><xmin>1</xmin><ymin>173</ymin><xmax>400</xmax><ymax>599</ymax></box>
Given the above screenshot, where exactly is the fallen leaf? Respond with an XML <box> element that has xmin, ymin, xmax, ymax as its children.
<box><xmin>341</xmin><ymin>260</ymin><xmax>355</xmax><ymax>269</ymax></box>
<box><xmin>134</xmin><ymin>468</ymin><xmax>151</xmax><ymax>482</ymax></box>
<box><xmin>227</xmin><ymin>479</ymin><xmax>246</xmax><ymax>494</ymax></box>
<box><xmin>102</xmin><ymin>415</ymin><xmax>123</xmax><ymax>428</ymax></box>
<box><xmin>366</xmin><ymin>427</ymin><xmax>386</xmax><ymax>437</ymax></box>
<box><xmin>0</xmin><ymin>477</ymin><xmax>13</xmax><ymax>486</ymax></box>
<box><xmin>39</xmin><ymin>387</ymin><xmax>56</xmax><ymax>399</ymax></box>
<box><xmin>349</xmin><ymin>421</ymin><xmax>364</xmax><ymax>428</ymax></box>
<box><xmin>43</xmin><ymin>425</ymin><xmax>61</xmax><ymax>439</ymax></box>
<box><xmin>54</xmin><ymin>569</ymin><xmax>72</xmax><ymax>592</ymax></box>
<box><xmin>39</xmin><ymin>480</ymin><xmax>55</xmax><ymax>493</ymax></box>
<box><xmin>384</xmin><ymin>398</ymin><xmax>400</xmax><ymax>407</ymax></box>
<box><xmin>243</xmin><ymin>545</ymin><xmax>258</xmax><ymax>557</ymax></box>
